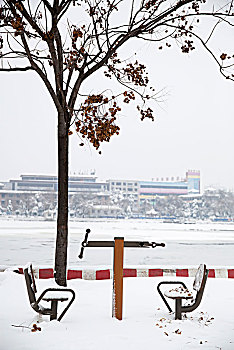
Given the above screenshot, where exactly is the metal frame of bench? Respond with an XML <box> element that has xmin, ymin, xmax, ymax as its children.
<box><xmin>24</xmin><ymin>265</ymin><xmax>75</xmax><ymax>321</ymax></box>
<box><xmin>157</xmin><ymin>264</ymin><xmax>209</xmax><ymax>320</ymax></box>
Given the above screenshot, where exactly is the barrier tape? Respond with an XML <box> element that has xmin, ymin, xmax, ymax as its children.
<box><xmin>2</xmin><ymin>267</ymin><xmax>234</xmax><ymax>280</ymax></box>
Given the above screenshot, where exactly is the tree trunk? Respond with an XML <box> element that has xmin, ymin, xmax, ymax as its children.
<box><xmin>54</xmin><ymin>111</ymin><xmax>69</xmax><ymax>286</ymax></box>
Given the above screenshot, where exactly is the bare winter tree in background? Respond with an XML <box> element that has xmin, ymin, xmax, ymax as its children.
<box><xmin>0</xmin><ymin>0</ymin><xmax>234</xmax><ymax>286</ymax></box>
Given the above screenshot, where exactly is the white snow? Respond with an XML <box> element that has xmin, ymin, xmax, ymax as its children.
<box><xmin>1</xmin><ymin>219</ymin><xmax>234</xmax><ymax>348</ymax></box>
<box><xmin>164</xmin><ymin>286</ymin><xmax>194</xmax><ymax>299</ymax></box>
<box><xmin>0</xmin><ymin>271</ymin><xmax>234</xmax><ymax>349</ymax></box>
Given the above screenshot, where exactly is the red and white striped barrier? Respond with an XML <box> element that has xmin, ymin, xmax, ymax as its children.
<box><xmin>4</xmin><ymin>267</ymin><xmax>234</xmax><ymax>280</ymax></box>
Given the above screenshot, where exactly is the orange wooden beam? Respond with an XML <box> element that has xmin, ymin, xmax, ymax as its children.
<box><xmin>113</xmin><ymin>237</ymin><xmax>124</xmax><ymax>320</ymax></box>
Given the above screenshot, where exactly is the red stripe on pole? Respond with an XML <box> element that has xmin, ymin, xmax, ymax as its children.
<box><xmin>96</xmin><ymin>269</ymin><xmax>111</xmax><ymax>280</ymax></box>
<box><xmin>228</xmin><ymin>269</ymin><xmax>234</xmax><ymax>278</ymax></box>
<box><xmin>123</xmin><ymin>269</ymin><xmax>137</xmax><ymax>277</ymax></box>
<box><xmin>208</xmin><ymin>269</ymin><xmax>215</xmax><ymax>278</ymax></box>
<box><xmin>148</xmin><ymin>269</ymin><xmax>163</xmax><ymax>277</ymax></box>
<box><xmin>18</xmin><ymin>268</ymin><xmax>23</xmax><ymax>274</ymax></box>
<box><xmin>39</xmin><ymin>268</ymin><xmax>54</xmax><ymax>279</ymax></box>
<box><xmin>176</xmin><ymin>269</ymin><xmax>189</xmax><ymax>277</ymax></box>
<box><xmin>67</xmin><ymin>270</ymin><xmax>82</xmax><ymax>280</ymax></box>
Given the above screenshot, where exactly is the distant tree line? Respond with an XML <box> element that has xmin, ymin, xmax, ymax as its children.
<box><xmin>1</xmin><ymin>189</ymin><xmax>234</xmax><ymax>221</ymax></box>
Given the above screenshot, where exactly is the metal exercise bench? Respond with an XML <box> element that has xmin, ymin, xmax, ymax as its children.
<box><xmin>157</xmin><ymin>264</ymin><xmax>209</xmax><ymax>320</ymax></box>
<box><xmin>24</xmin><ymin>265</ymin><xmax>75</xmax><ymax>321</ymax></box>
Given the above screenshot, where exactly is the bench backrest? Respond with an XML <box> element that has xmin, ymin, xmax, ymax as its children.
<box><xmin>181</xmin><ymin>263</ymin><xmax>208</xmax><ymax>314</ymax></box>
<box><xmin>193</xmin><ymin>264</ymin><xmax>206</xmax><ymax>292</ymax></box>
<box><xmin>24</xmin><ymin>266</ymin><xmax>40</xmax><ymax>311</ymax></box>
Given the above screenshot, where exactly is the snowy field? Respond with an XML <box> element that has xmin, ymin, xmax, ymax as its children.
<box><xmin>0</xmin><ymin>271</ymin><xmax>234</xmax><ymax>350</ymax></box>
<box><xmin>0</xmin><ymin>218</ymin><xmax>234</xmax><ymax>268</ymax></box>
<box><xmin>1</xmin><ymin>219</ymin><xmax>234</xmax><ymax>349</ymax></box>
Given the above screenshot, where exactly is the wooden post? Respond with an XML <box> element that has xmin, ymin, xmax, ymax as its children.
<box><xmin>112</xmin><ymin>237</ymin><xmax>124</xmax><ymax>320</ymax></box>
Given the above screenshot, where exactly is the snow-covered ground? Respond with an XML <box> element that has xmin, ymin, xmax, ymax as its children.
<box><xmin>0</xmin><ymin>218</ymin><xmax>234</xmax><ymax>268</ymax></box>
<box><xmin>0</xmin><ymin>270</ymin><xmax>234</xmax><ymax>350</ymax></box>
<box><xmin>1</xmin><ymin>219</ymin><xmax>234</xmax><ymax>349</ymax></box>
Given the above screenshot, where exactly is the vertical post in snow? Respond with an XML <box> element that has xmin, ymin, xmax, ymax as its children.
<box><xmin>112</xmin><ymin>237</ymin><xmax>124</xmax><ymax>320</ymax></box>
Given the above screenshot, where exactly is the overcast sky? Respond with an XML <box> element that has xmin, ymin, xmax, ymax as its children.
<box><xmin>1</xmin><ymin>2</ymin><xmax>234</xmax><ymax>190</ymax></box>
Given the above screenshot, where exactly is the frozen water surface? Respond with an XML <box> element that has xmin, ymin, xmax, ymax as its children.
<box><xmin>0</xmin><ymin>218</ymin><xmax>234</xmax><ymax>267</ymax></box>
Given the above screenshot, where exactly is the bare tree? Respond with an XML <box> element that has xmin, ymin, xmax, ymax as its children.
<box><xmin>1</xmin><ymin>0</ymin><xmax>234</xmax><ymax>285</ymax></box>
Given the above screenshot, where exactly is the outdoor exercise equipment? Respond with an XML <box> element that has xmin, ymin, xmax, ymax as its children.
<box><xmin>78</xmin><ymin>229</ymin><xmax>165</xmax><ymax>320</ymax></box>
<box><xmin>157</xmin><ymin>264</ymin><xmax>208</xmax><ymax>320</ymax></box>
<box><xmin>24</xmin><ymin>265</ymin><xmax>75</xmax><ymax>321</ymax></box>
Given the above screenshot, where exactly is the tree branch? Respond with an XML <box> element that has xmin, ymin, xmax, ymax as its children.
<box><xmin>0</xmin><ymin>66</ymin><xmax>33</xmax><ymax>71</ymax></box>
<box><xmin>20</xmin><ymin>32</ymin><xmax>62</xmax><ymax>111</ymax></box>
<box><xmin>41</xmin><ymin>0</ymin><xmax>53</xmax><ymax>13</ymax></box>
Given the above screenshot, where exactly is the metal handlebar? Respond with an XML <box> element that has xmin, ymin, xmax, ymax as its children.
<box><xmin>137</xmin><ymin>241</ymin><xmax>165</xmax><ymax>248</ymax></box>
<box><xmin>78</xmin><ymin>228</ymin><xmax>90</xmax><ymax>259</ymax></box>
<box><xmin>78</xmin><ymin>229</ymin><xmax>165</xmax><ymax>259</ymax></box>
<box><xmin>151</xmin><ymin>242</ymin><xmax>166</xmax><ymax>248</ymax></box>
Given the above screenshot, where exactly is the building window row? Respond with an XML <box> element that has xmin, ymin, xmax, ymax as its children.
<box><xmin>17</xmin><ymin>182</ymin><xmax>54</xmax><ymax>188</ymax></box>
<box><xmin>140</xmin><ymin>185</ymin><xmax>187</xmax><ymax>190</ymax></box>
<box><xmin>69</xmin><ymin>183</ymin><xmax>104</xmax><ymax>189</ymax></box>
<box><xmin>111</xmin><ymin>182</ymin><xmax>138</xmax><ymax>186</ymax></box>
